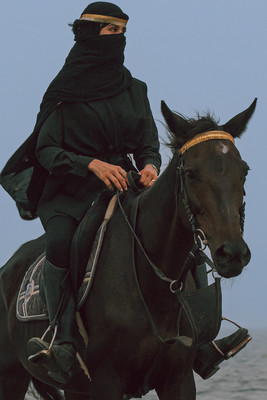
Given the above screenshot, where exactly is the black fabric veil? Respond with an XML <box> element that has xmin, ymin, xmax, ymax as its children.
<box><xmin>42</xmin><ymin>34</ymin><xmax>132</xmax><ymax>104</ymax></box>
<box><xmin>42</xmin><ymin>1</ymin><xmax>132</xmax><ymax>104</ymax></box>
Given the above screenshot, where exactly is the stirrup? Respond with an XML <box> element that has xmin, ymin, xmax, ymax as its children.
<box><xmin>212</xmin><ymin>317</ymin><xmax>252</xmax><ymax>359</ymax></box>
<box><xmin>193</xmin><ymin>317</ymin><xmax>251</xmax><ymax>380</ymax></box>
<box><xmin>28</xmin><ymin>324</ymin><xmax>58</xmax><ymax>364</ymax></box>
<box><xmin>212</xmin><ymin>334</ymin><xmax>252</xmax><ymax>360</ymax></box>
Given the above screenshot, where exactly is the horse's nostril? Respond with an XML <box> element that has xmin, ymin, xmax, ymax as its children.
<box><xmin>222</xmin><ymin>246</ymin><xmax>232</xmax><ymax>257</ymax></box>
<box><xmin>215</xmin><ymin>240</ymin><xmax>250</xmax><ymax>266</ymax></box>
<box><xmin>216</xmin><ymin>244</ymin><xmax>232</xmax><ymax>260</ymax></box>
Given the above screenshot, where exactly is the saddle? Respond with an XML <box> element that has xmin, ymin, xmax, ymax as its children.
<box><xmin>16</xmin><ymin>190</ymin><xmax>118</xmax><ymax>322</ymax></box>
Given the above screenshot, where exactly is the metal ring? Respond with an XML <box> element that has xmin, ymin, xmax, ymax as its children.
<box><xmin>170</xmin><ymin>280</ymin><xmax>183</xmax><ymax>293</ymax></box>
<box><xmin>194</xmin><ymin>229</ymin><xmax>208</xmax><ymax>250</ymax></box>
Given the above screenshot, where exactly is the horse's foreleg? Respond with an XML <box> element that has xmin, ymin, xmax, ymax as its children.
<box><xmin>64</xmin><ymin>363</ymin><xmax>125</xmax><ymax>400</ymax></box>
<box><xmin>155</xmin><ymin>369</ymin><xmax>196</xmax><ymax>400</ymax></box>
<box><xmin>0</xmin><ymin>301</ymin><xmax>30</xmax><ymax>400</ymax></box>
<box><xmin>0</xmin><ymin>363</ymin><xmax>30</xmax><ymax>400</ymax></box>
<box><xmin>152</xmin><ymin>344</ymin><xmax>196</xmax><ymax>400</ymax></box>
<box><xmin>64</xmin><ymin>381</ymin><xmax>124</xmax><ymax>400</ymax></box>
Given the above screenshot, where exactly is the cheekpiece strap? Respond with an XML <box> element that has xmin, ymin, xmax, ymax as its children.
<box><xmin>80</xmin><ymin>14</ymin><xmax>128</xmax><ymax>27</ymax></box>
<box><xmin>180</xmin><ymin>131</ymin><xmax>235</xmax><ymax>155</ymax></box>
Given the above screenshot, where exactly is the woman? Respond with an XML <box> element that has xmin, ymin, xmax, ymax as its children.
<box><xmin>0</xmin><ymin>1</ymin><xmax>250</xmax><ymax>386</ymax></box>
<box><xmin>1</xmin><ymin>2</ymin><xmax>161</xmax><ymax>384</ymax></box>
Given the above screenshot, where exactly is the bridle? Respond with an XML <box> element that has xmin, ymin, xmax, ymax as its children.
<box><xmin>177</xmin><ymin>130</ymin><xmax>245</xmax><ymax>239</ymax></box>
<box><xmin>175</xmin><ymin>130</ymin><xmax>246</xmax><ymax>283</ymax></box>
<box><xmin>118</xmin><ymin>130</ymin><xmax>245</xmax><ymax>290</ymax></box>
<box><xmin>177</xmin><ymin>132</ymin><xmax>235</xmax><ymax>244</ymax></box>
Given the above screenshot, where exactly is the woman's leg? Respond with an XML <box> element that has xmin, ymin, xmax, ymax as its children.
<box><xmin>45</xmin><ymin>214</ymin><xmax>78</xmax><ymax>270</ymax></box>
<box><xmin>28</xmin><ymin>215</ymin><xmax>80</xmax><ymax>384</ymax></box>
<box><xmin>42</xmin><ymin>215</ymin><xmax>78</xmax><ymax>343</ymax></box>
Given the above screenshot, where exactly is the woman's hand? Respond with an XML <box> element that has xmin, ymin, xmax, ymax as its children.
<box><xmin>88</xmin><ymin>159</ymin><xmax>128</xmax><ymax>191</ymax></box>
<box><xmin>138</xmin><ymin>164</ymin><xmax>158</xmax><ymax>187</ymax></box>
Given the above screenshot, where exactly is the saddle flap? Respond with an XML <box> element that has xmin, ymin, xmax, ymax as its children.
<box><xmin>16</xmin><ymin>253</ymin><xmax>48</xmax><ymax>321</ymax></box>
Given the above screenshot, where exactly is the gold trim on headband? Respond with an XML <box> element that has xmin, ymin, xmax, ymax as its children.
<box><xmin>180</xmin><ymin>131</ymin><xmax>235</xmax><ymax>154</ymax></box>
<box><xmin>80</xmin><ymin>14</ymin><xmax>128</xmax><ymax>27</ymax></box>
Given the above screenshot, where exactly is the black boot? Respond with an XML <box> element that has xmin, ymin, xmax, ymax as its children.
<box><xmin>27</xmin><ymin>261</ymin><xmax>79</xmax><ymax>384</ymax></box>
<box><xmin>192</xmin><ymin>262</ymin><xmax>252</xmax><ymax>379</ymax></box>
<box><xmin>193</xmin><ymin>327</ymin><xmax>251</xmax><ymax>379</ymax></box>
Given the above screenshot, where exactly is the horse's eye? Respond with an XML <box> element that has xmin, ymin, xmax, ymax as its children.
<box><xmin>185</xmin><ymin>169</ymin><xmax>196</xmax><ymax>179</ymax></box>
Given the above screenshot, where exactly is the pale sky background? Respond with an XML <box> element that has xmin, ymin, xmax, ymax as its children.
<box><xmin>0</xmin><ymin>1</ymin><xmax>266</xmax><ymax>329</ymax></box>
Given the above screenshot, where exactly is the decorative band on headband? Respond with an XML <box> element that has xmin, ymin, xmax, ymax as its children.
<box><xmin>80</xmin><ymin>14</ymin><xmax>128</xmax><ymax>27</ymax></box>
<box><xmin>180</xmin><ymin>131</ymin><xmax>235</xmax><ymax>154</ymax></box>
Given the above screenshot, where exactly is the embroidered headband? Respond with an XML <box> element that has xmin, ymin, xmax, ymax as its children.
<box><xmin>180</xmin><ymin>131</ymin><xmax>235</xmax><ymax>154</ymax></box>
<box><xmin>80</xmin><ymin>13</ymin><xmax>128</xmax><ymax>27</ymax></box>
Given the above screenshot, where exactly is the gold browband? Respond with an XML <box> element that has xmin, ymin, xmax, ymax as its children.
<box><xmin>80</xmin><ymin>14</ymin><xmax>128</xmax><ymax>27</ymax></box>
<box><xmin>180</xmin><ymin>131</ymin><xmax>235</xmax><ymax>154</ymax></box>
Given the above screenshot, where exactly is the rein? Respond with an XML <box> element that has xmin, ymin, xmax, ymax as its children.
<box><xmin>117</xmin><ymin>190</ymin><xmax>215</xmax><ymax>291</ymax></box>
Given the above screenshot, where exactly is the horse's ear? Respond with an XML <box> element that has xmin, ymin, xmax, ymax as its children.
<box><xmin>161</xmin><ymin>100</ymin><xmax>189</xmax><ymax>136</ymax></box>
<box><xmin>222</xmin><ymin>98</ymin><xmax>257</xmax><ymax>138</ymax></box>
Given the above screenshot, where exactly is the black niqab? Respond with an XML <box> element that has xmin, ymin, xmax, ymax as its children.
<box><xmin>41</xmin><ymin>1</ymin><xmax>132</xmax><ymax>105</ymax></box>
<box><xmin>42</xmin><ymin>33</ymin><xmax>132</xmax><ymax>105</ymax></box>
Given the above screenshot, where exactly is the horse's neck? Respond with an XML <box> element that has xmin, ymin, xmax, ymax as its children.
<box><xmin>137</xmin><ymin>157</ymin><xmax>193</xmax><ymax>279</ymax></box>
<box><xmin>134</xmin><ymin>158</ymin><xmax>194</xmax><ymax>336</ymax></box>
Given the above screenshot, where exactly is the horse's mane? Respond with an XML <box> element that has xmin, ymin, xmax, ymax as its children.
<box><xmin>166</xmin><ymin>112</ymin><xmax>220</xmax><ymax>152</ymax></box>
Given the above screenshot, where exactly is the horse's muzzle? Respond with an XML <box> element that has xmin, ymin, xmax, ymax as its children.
<box><xmin>213</xmin><ymin>240</ymin><xmax>251</xmax><ymax>278</ymax></box>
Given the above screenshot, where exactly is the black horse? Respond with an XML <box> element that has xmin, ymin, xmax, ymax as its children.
<box><xmin>0</xmin><ymin>98</ymin><xmax>256</xmax><ymax>400</ymax></box>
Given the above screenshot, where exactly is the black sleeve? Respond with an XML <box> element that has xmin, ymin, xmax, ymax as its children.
<box><xmin>132</xmin><ymin>83</ymin><xmax>161</xmax><ymax>172</ymax></box>
<box><xmin>36</xmin><ymin>108</ymin><xmax>94</xmax><ymax>177</ymax></box>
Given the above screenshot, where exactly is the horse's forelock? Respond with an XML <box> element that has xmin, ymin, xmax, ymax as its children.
<box><xmin>166</xmin><ymin>112</ymin><xmax>220</xmax><ymax>152</ymax></box>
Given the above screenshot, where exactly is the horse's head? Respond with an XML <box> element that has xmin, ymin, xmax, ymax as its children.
<box><xmin>161</xmin><ymin>99</ymin><xmax>257</xmax><ymax>278</ymax></box>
